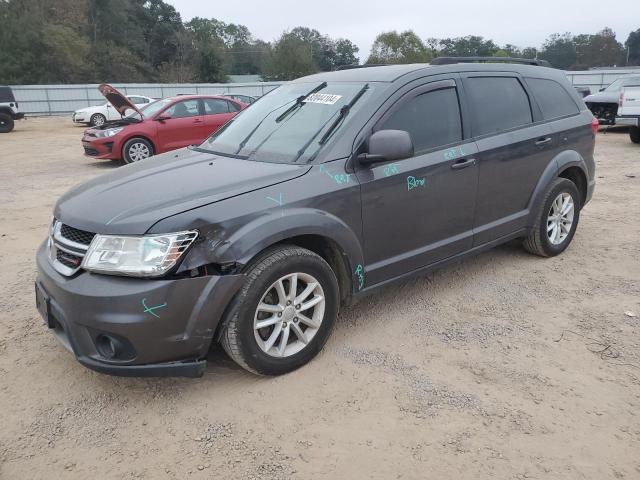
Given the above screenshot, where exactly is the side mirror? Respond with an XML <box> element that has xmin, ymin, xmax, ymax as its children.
<box><xmin>155</xmin><ymin>114</ymin><xmax>171</xmax><ymax>122</ymax></box>
<box><xmin>358</xmin><ymin>129</ymin><xmax>414</xmax><ymax>165</ymax></box>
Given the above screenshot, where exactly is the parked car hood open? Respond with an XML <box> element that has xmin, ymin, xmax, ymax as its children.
<box><xmin>98</xmin><ymin>83</ymin><xmax>144</xmax><ymax>117</ymax></box>
<box><xmin>54</xmin><ymin>148</ymin><xmax>311</xmax><ymax>234</ymax></box>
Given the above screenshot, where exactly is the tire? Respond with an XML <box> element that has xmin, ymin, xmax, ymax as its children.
<box><xmin>122</xmin><ymin>137</ymin><xmax>153</xmax><ymax>164</ymax></box>
<box><xmin>630</xmin><ymin>126</ymin><xmax>640</xmax><ymax>144</ymax></box>
<box><xmin>90</xmin><ymin>113</ymin><xmax>106</xmax><ymax>127</ymax></box>
<box><xmin>523</xmin><ymin>178</ymin><xmax>581</xmax><ymax>257</ymax></box>
<box><xmin>221</xmin><ymin>245</ymin><xmax>339</xmax><ymax>375</ymax></box>
<box><xmin>0</xmin><ymin>112</ymin><xmax>14</xmax><ymax>133</ymax></box>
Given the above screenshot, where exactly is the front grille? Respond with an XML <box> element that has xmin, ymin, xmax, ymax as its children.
<box><xmin>83</xmin><ymin>146</ymin><xmax>99</xmax><ymax>156</ymax></box>
<box><xmin>49</xmin><ymin>220</ymin><xmax>95</xmax><ymax>276</ymax></box>
<box><xmin>56</xmin><ymin>249</ymin><xmax>83</xmax><ymax>269</ymax></box>
<box><xmin>60</xmin><ymin>224</ymin><xmax>95</xmax><ymax>246</ymax></box>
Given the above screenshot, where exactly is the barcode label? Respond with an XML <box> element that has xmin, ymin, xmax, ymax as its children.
<box><xmin>303</xmin><ymin>93</ymin><xmax>342</xmax><ymax>105</ymax></box>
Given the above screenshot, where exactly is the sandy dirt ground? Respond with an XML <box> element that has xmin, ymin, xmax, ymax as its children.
<box><xmin>0</xmin><ymin>117</ymin><xmax>639</xmax><ymax>480</ymax></box>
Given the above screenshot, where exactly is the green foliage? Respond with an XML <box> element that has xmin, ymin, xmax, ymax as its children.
<box><xmin>625</xmin><ymin>29</ymin><xmax>640</xmax><ymax>66</ymax></box>
<box><xmin>367</xmin><ymin>30</ymin><xmax>430</xmax><ymax>64</ymax></box>
<box><xmin>539</xmin><ymin>29</ymin><xmax>625</xmax><ymax>69</ymax></box>
<box><xmin>0</xmin><ymin>1</ymin><xmax>638</xmax><ymax>85</ymax></box>
<box><xmin>438</xmin><ymin>36</ymin><xmax>499</xmax><ymax>57</ymax></box>
<box><xmin>262</xmin><ymin>33</ymin><xmax>317</xmax><ymax>81</ymax></box>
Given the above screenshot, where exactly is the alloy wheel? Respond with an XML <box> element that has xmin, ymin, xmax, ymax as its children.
<box><xmin>547</xmin><ymin>192</ymin><xmax>574</xmax><ymax>245</ymax></box>
<box><xmin>128</xmin><ymin>142</ymin><xmax>150</xmax><ymax>162</ymax></box>
<box><xmin>253</xmin><ymin>272</ymin><xmax>325</xmax><ymax>358</ymax></box>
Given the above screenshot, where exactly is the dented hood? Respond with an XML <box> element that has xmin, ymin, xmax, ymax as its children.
<box><xmin>54</xmin><ymin>147</ymin><xmax>311</xmax><ymax>235</ymax></box>
<box><xmin>98</xmin><ymin>83</ymin><xmax>144</xmax><ymax>117</ymax></box>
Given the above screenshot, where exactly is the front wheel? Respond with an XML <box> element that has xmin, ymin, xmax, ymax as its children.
<box><xmin>523</xmin><ymin>178</ymin><xmax>581</xmax><ymax>257</ymax></box>
<box><xmin>221</xmin><ymin>245</ymin><xmax>339</xmax><ymax>375</ymax></box>
<box><xmin>0</xmin><ymin>112</ymin><xmax>14</xmax><ymax>133</ymax></box>
<box><xmin>122</xmin><ymin>137</ymin><xmax>153</xmax><ymax>164</ymax></box>
<box><xmin>630</xmin><ymin>126</ymin><xmax>640</xmax><ymax>144</ymax></box>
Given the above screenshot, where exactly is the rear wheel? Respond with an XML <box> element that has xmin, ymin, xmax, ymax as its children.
<box><xmin>122</xmin><ymin>137</ymin><xmax>153</xmax><ymax>163</ymax></box>
<box><xmin>630</xmin><ymin>126</ymin><xmax>640</xmax><ymax>144</ymax></box>
<box><xmin>221</xmin><ymin>245</ymin><xmax>339</xmax><ymax>375</ymax></box>
<box><xmin>523</xmin><ymin>178</ymin><xmax>581</xmax><ymax>257</ymax></box>
<box><xmin>90</xmin><ymin>113</ymin><xmax>106</xmax><ymax>127</ymax></box>
<box><xmin>0</xmin><ymin>112</ymin><xmax>14</xmax><ymax>133</ymax></box>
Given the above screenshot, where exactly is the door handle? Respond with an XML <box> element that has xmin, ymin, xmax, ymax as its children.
<box><xmin>535</xmin><ymin>137</ymin><xmax>552</xmax><ymax>146</ymax></box>
<box><xmin>193</xmin><ymin>118</ymin><xmax>203</xmax><ymax>123</ymax></box>
<box><xmin>451</xmin><ymin>158</ymin><xmax>476</xmax><ymax>170</ymax></box>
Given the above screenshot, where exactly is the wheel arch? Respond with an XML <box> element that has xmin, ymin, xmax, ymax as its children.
<box><xmin>173</xmin><ymin>208</ymin><xmax>364</xmax><ymax>303</ymax></box>
<box><xmin>121</xmin><ymin>134</ymin><xmax>157</xmax><ymax>158</ymax></box>
<box><xmin>528</xmin><ymin>150</ymin><xmax>589</xmax><ymax>223</ymax></box>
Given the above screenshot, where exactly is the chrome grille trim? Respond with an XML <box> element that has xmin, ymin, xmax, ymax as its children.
<box><xmin>48</xmin><ymin>220</ymin><xmax>92</xmax><ymax>276</ymax></box>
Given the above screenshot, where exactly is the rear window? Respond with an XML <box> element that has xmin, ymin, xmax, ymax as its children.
<box><xmin>0</xmin><ymin>86</ymin><xmax>16</xmax><ymax>102</ymax></box>
<box><xmin>465</xmin><ymin>77</ymin><xmax>533</xmax><ymax>136</ymax></box>
<box><xmin>526</xmin><ymin>78</ymin><xmax>579</xmax><ymax>119</ymax></box>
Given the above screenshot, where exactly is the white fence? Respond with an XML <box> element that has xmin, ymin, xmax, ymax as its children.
<box><xmin>565</xmin><ymin>68</ymin><xmax>640</xmax><ymax>94</ymax></box>
<box><xmin>11</xmin><ymin>82</ymin><xmax>283</xmax><ymax>116</ymax></box>
<box><xmin>11</xmin><ymin>68</ymin><xmax>640</xmax><ymax>116</ymax></box>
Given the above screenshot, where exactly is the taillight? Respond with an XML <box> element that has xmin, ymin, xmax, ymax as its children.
<box><xmin>619</xmin><ymin>91</ymin><xmax>624</xmax><ymax>108</ymax></box>
<box><xmin>591</xmin><ymin>116</ymin><xmax>599</xmax><ymax>135</ymax></box>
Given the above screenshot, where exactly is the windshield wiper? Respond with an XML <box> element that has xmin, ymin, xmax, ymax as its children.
<box><xmin>317</xmin><ymin>84</ymin><xmax>369</xmax><ymax>145</ymax></box>
<box><xmin>275</xmin><ymin>82</ymin><xmax>327</xmax><ymax>123</ymax></box>
<box><xmin>293</xmin><ymin>84</ymin><xmax>369</xmax><ymax>163</ymax></box>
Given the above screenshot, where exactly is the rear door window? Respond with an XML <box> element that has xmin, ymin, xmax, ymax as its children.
<box><xmin>465</xmin><ymin>77</ymin><xmax>533</xmax><ymax>136</ymax></box>
<box><xmin>203</xmin><ymin>99</ymin><xmax>230</xmax><ymax>115</ymax></box>
<box><xmin>379</xmin><ymin>86</ymin><xmax>463</xmax><ymax>153</ymax></box>
<box><xmin>526</xmin><ymin>78</ymin><xmax>580</xmax><ymax>120</ymax></box>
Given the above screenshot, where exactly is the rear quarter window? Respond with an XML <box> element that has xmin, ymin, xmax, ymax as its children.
<box><xmin>465</xmin><ymin>77</ymin><xmax>533</xmax><ymax>136</ymax></box>
<box><xmin>526</xmin><ymin>78</ymin><xmax>580</xmax><ymax>120</ymax></box>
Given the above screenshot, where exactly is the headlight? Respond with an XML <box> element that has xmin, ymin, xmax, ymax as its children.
<box><xmin>95</xmin><ymin>127</ymin><xmax>123</xmax><ymax>138</ymax></box>
<box><xmin>82</xmin><ymin>231</ymin><xmax>198</xmax><ymax>277</ymax></box>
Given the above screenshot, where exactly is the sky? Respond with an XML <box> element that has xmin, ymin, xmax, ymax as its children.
<box><xmin>165</xmin><ymin>0</ymin><xmax>638</xmax><ymax>61</ymax></box>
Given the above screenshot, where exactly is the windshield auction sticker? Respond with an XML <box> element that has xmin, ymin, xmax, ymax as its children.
<box><xmin>303</xmin><ymin>93</ymin><xmax>342</xmax><ymax>105</ymax></box>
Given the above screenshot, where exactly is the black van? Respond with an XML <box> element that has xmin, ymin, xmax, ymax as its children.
<box><xmin>35</xmin><ymin>58</ymin><xmax>597</xmax><ymax>377</ymax></box>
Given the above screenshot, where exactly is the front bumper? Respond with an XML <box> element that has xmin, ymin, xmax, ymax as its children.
<box><xmin>13</xmin><ymin>112</ymin><xmax>25</xmax><ymax>120</ymax></box>
<box><xmin>615</xmin><ymin>116</ymin><xmax>639</xmax><ymax>127</ymax></box>
<box><xmin>82</xmin><ymin>134</ymin><xmax>120</xmax><ymax>159</ymax></box>
<box><xmin>35</xmin><ymin>241</ymin><xmax>244</xmax><ymax>377</ymax></box>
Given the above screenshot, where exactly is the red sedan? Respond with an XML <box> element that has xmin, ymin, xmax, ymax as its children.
<box><xmin>82</xmin><ymin>84</ymin><xmax>246</xmax><ymax>163</ymax></box>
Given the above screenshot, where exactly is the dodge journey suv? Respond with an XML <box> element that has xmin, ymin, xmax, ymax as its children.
<box><xmin>35</xmin><ymin>58</ymin><xmax>596</xmax><ymax>377</ymax></box>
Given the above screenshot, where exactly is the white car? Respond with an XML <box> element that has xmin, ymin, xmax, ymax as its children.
<box><xmin>72</xmin><ymin>95</ymin><xmax>155</xmax><ymax>127</ymax></box>
<box><xmin>617</xmin><ymin>82</ymin><xmax>640</xmax><ymax>144</ymax></box>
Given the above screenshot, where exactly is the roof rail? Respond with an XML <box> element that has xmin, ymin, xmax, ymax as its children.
<box><xmin>335</xmin><ymin>64</ymin><xmax>388</xmax><ymax>71</ymax></box>
<box><xmin>431</xmin><ymin>56</ymin><xmax>552</xmax><ymax>68</ymax></box>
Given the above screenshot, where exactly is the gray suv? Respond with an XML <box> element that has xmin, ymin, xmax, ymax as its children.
<box><xmin>35</xmin><ymin>58</ymin><xmax>596</xmax><ymax>377</ymax></box>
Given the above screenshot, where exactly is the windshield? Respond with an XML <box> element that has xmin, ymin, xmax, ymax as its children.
<box><xmin>604</xmin><ymin>78</ymin><xmax>625</xmax><ymax>91</ymax></box>
<box><xmin>126</xmin><ymin>98</ymin><xmax>172</xmax><ymax>119</ymax></box>
<box><xmin>198</xmin><ymin>82</ymin><xmax>374</xmax><ymax>164</ymax></box>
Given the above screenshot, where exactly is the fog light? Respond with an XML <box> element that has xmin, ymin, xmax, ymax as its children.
<box><xmin>96</xmin><ymin>334</ymin><xmax>119</xmax><ymax>359</ymax></box>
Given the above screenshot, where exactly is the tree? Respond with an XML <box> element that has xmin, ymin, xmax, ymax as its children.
<box><xmin>538</xmin><ymin>33</ymin><xmax>577</xmax><ymax>69</ymax></box>
<box><xmin>625</xmin><ymin>28</ymin><xmax>640</xmax><ymax>66</ymax></box>
<box><xmin>334</xmin><ymin>39</ymin><xmax>359</xmax><ymax>68</ymax></box>
<box><xmin>262</xmin><ymin>33</ymin><xmax>316</xmax><ymax>80</ymax></box>
<box><xmin>574</xmin><ymin>28</ymin><xmax>624</xmax><ymax>68</ymax></box>
<box><xmin>367</xmin><ymin>30</ymin><xmax>430</xmax><ymax>64</ymax></box>
<box><xmin>438</xmin><ymin>36</ymin><xmax>499</xmax><ymax>57</ymax></box>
